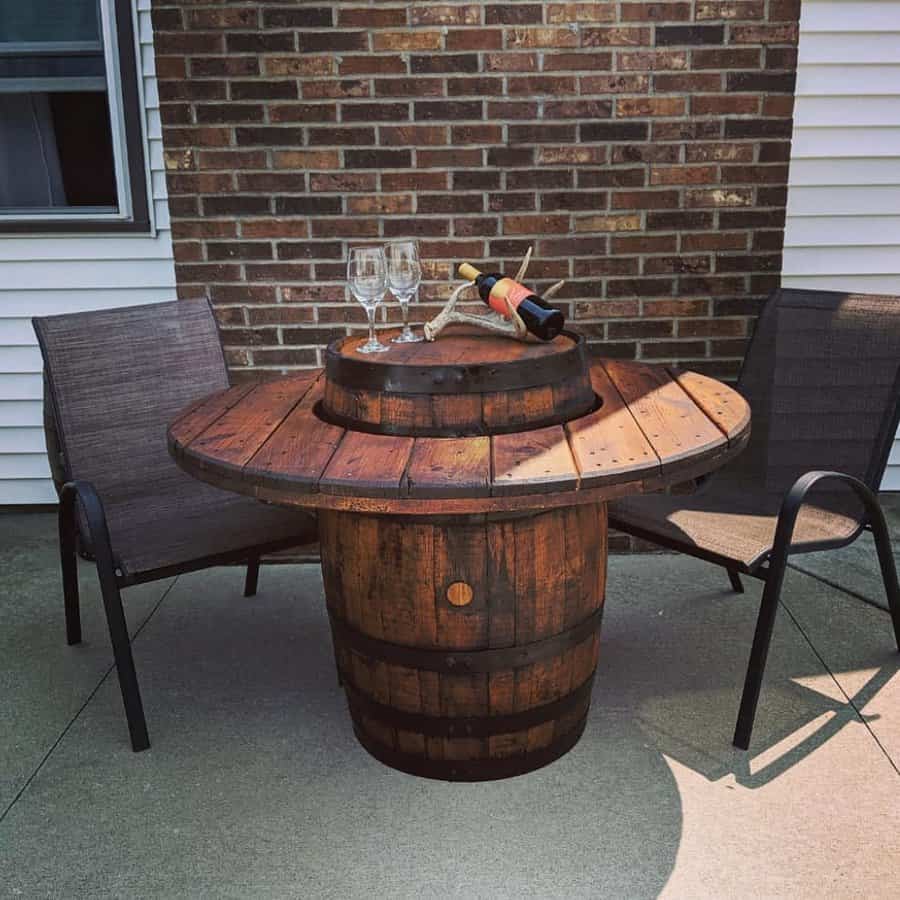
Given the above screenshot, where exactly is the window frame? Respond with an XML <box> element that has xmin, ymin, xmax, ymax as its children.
<box><xmin>0</xmin><ymin>0</ymin><xmax>152</xmax><ymax>235</ymax></box>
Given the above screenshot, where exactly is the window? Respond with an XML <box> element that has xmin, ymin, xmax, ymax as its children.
<box><xmin>0</xmin><ymin>0</ymin><xmax>150</xmax><ymax>233</ymax></box>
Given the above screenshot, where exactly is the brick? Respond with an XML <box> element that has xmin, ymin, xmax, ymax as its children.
<box><xmin>347</xmin><ymin>195</ymin><xmax>414</xmax><ymax>216</ymax></box>
<box><xmin>192</xmin><ymin>57</ymin><xmax>259</xmax><ymax>77</ymax></box>
<box><xmin>507</xmin><ymin>75</ymin><xmax>578</xmax><ymax>95</ymax></box>
<box><xmin>300</xmin><ymin>78</ymin><xmax>369</xmax><ymax>100</ymax></box>
<box><xmin>655</xmin><ymin>25</ymin><xmax>725</xmax><ymax>45</ymax></box>
<box><xmin>264</xmin><ymin>56</ymin><xmax>334</xmax><ymax>77</ymax></box>
<box><xmin>485</xmin><ymin>5</ymin><xmax>543</xmax><ymax>24</ymax></box>
<box><xmin>235</xmin><ymin>126</ymin><xmax>305</xmax><ymax>146</ymax></box>
<box><xmin>298</xmin><ymin>31</ymin><xmax>366</xmax><ymax>53</ymax></box>
<box><xmin>447</xmin><ymin>29</ymin><xmax>504</xmax><ymax>51</ymax></box>
<box><xmin>727</xmin><ymin>71</ymin><xmax>796</xmax><ymax>93</ymax></box>
<box><xmin>507</xmin><ymin>170</ymin><xmax>574</xmax><ymax>190</ymax></box>
<box><xmin>575</xmin><ymin>215</ymin><xmax>642</xmax><ymax>232</ymax></box>
<box><xmin>339</xmin><ymin>7</ymin><xmax>406</xmax><ymax>27</ymax></box>
<box><xmin>384</xmin><ymin>218</ymin><xmax>450</xmax><ymax>238</ymax></box>
<box><xmin>276</xmin><ymin>242</ymin><xmax>343</xmax><ymax>261</ymax></box>
<box><xmin>580</xmin><ymin>73</ymin><xmax>650</xmax><ymax>93</ymax></box>
<box><xmin>540</xmin><ymin>146</ymin><xmax>608</xmax><ymax>165</ymax></box>
<box><xmin>453</xmin><ymin>124</ymin><xmax>504</xmax><ymax>144</ymax></box>
<box><xmin>543</xmin><ymin>52</ymin><xmax>613</xmax><ymax>71</ymax></box>
<box><xmin>693</xmin><ymin>94</ymin><xmax>759</xmax><ymax>115</ymax></box>
<box><xmin>509</xmin><ymin>28</ymin><xmax>579</xmax><ymax>48</ymax></box>
<box><xmin>685</xmin><ymin>188</ymin><xmax>754</xmax><ymax>208</ymax></box>
<box><xmin>375</xmin><ymin>78</ymin><xmax>444</xmax><ymax>97</ymax></box>
<box><xmin>730</xmin><ymin>23</ymin><xmax>799</xmax><ymax>44</ymax></box>
<box><xmin>373</xmin><ymin>31</ymin><xmax>443</xmax><ymax>52</ymax></box>
<box><xmin>617</xmin><ymin>97</ymin><xmax>685</xmax><ymax>117</ymax></box>
<box><xmin>617</xmin><ymin>50</ymin><xmax>687</xmax><ymax>70</ymax></box>
<box><xmin>195</xmin><ymin>104</ymin><xmax>265</xmax><ymax>124</ymax></box>
<box><xmin>411</xmin><ymin>5</ymin><xmax>481</xmax><ymax>25</ymax></box>
<box><xmin>270</xmin><ymin>103</ymin><xmax>337</xmax><ymax>123</ymax></box>
<box><xmin>620</xmin><ymin>3</ymin><xmax>691</xmax><ymax>21</ymax></box>
<box><xmin>419</xmin><ymin>148</ymin><xmax>483</xmax><ymax>168</ymax></box>
<box><xmin>724</xmin><ymin>118</ymin><xmax>793</xmax><ymax>139</ymax></box>
<box><xmin>581</xmin><ymin>121</ymin><xmax>649</xmax><ymax>142</ymax></box>
<box><xmin>415</xmin><ymin>101</ymin><xmax>483</xmax><ymax>121</ymax></box>
<box><xmin>504</xmin><ymin>215</ymin><xmax>570</xmax><ymax>235</ymax></box>
<box><xmin>274</xmin><ymin>197</ymin><xmax>343</xmax><ymax>216</ymax></box>
<box><xmin>308</xmin><ymin>127</ymin><xmax>376</xmax><ymax>146</ymax></box>
<box><xmin>411</xmin><ymin>54</ymin><xmax>479</xmax><ymax>74</ymax></box>
<box><xmin>273</xmin><ymin>150</ymin><xmax>341</xmax><ymax>169</ymax></box>
<box><xmin>339</xmin><ymin>55</ymin><xmax>406</xmax><ymax>75</ymax></box>
<box><xmin>544</xmin><ymin>99</ymin><xmax>613</xmax><ymax>119</ymax></box>
<box><xmin>447</xmin><ymin>77</ymin><xmax>505</xmax><ymax>97</ymax></box>
<box><xmin>381</xmin><ymin>172</ymin><xmax>449</xmax><ymax>191</ymax></box>
<box><xmin>262</xmin><ymin>8</ymin><xmax>332</xmax><ymax>28</ymax></box>
<box><xmin>380</xmin><ymin>124</ymin><xmax>448</xmax><ymax>146</ymax></box>
<box><xmin>578</xmin><ymin>168</ymin><xmax>645</xmax><ymax>187</ymax></box>
<box><xmin>207</xmin><ymin>242</ymin><xmax>273</xmax><ymax>261</ymax></box>
<box><xmin>548</xmin><ymin>3</ymin><xmax>617</xmax><ymax>23</ymax></box>
<box><xmin>241</xmin><ymin>219</ymin><xmax>309</xmax><ymax>239</ymax></box>
<box><xmin>310</xmin><ymin>173</ymin><xmax>377</xmax><ymax>192</ymax></box>
<box><xmin>203</xmin><ymin>195</ymin><xmax>270</xmax><ymax>216</ymax></box>
<box><xmin>345</xmin><ymin>149</ymin><xmax>413</xmax><ymax>169</ymax></box>
<box><xmin>225</xmin><ymin>33</ymin><xmax>291</xmax><ymax>54</ymax></box>
<box><xmin>489</xmin><ymin>193</ymin><xmax>537</xmax><ymax>212</ymax></box>
<box><xmin>485</xmin><ymin>53</ymin><xmax>538</xmax><ymax>72</ymax></box>
<box><xmin>581</xmin><ymin>27</ymin><xmax>652</xmax><ymax>46</ymax></box>
<box><xmin>650</xmin><ymin>166</ymin><xmax>718</xmax><ymax>185</ymax></box>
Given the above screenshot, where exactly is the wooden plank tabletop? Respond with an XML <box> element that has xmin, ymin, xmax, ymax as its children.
<box><xmin>168</xmin><ymin>359</ymin><xmax>751</xmax><ymax>514</ymax></box>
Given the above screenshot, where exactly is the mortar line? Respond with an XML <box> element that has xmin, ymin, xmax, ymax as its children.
<box><xmin>0</xmin><ymin>575</ymin><xmax>180</xmax><ymax>826</ymax></box>
<box><xmin>780</xmin><ymin>597</ymin><xmax>900</xmax><ymax>778</ymax></box>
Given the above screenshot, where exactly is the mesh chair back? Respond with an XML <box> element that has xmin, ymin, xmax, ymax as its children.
<box><xmin>33</xmin><ymin>299</ymin><xmax>229</xmax><ymax>508</ymax></box>
<box><xmin>730</xmin><ymin>288</ymin><xmax>900</xmax><ymax>511</ymax></box>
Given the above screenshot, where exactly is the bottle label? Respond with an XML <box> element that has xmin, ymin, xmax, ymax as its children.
<box><xmin>488</xmin><ymin>279</ymin><xmax>532</xmax><ymax>317</ymax></box>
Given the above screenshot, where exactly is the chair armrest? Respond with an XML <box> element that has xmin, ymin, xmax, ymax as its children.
<box><xmin>769</xmin><ymin>470</ymin><xmax>881</xmax><ymax>567</ymax></box>
<box><xmin>59</xmin><ymin>481</ymin><xmax>120</xmax><ymax>578</ymax></box>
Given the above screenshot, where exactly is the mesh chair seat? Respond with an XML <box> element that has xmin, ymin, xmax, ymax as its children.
<box><xmin>103</xmin><ymin>476</ymin><xmax>313</xmax><ymax>578</ymax></box>
<box><xmin>611</xmin><ymin>487</ymin><xmax>861</xmax><ymax>572</ymax></box>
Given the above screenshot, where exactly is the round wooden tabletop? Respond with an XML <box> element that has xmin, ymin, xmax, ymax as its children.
<box><xmin>168</xmin><ymin>352</ymin><xmax>751</xmax><ymax>516</ymax></box>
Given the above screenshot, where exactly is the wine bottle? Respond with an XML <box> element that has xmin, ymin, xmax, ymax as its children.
<box><xmin>458</xmin><ymin>263</ymin><xmax>565</xmax><ymax>341</ymax></box>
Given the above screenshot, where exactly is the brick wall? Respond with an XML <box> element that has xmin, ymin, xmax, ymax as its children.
<box><xmin>150</xmin><ymin>1</ymin><xmax>800</xmax><ymax>383</ymax></box>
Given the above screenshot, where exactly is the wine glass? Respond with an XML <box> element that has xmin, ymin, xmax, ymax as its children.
<box><xmin>385</xmin><ymin>240</ymin><xmax>423</xmax><ymax>344</ymax></box>
<box><xmin>347</xmin><ymin>246</ymin><xmax>390</xmax><ymax>354</ymax></box>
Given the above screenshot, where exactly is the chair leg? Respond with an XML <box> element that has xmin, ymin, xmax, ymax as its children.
<box><xmin>869</xmin><ymin>509</ymin><xmax>900</xmax><ymax>649</ymax></box>
<box><xmin>244</xmin><ymin>555</ymin><xmax>261</xmax><ymax>598</ymax></box>
<box><xmin>727</xmin><ymin>569</ymin><xmax>744</xmax><ymax>594</ymax></box>
<box><xmin>733</xmin><ymin>557</ymin><xmax>788</xmax><ymax>751</ymax></box>
<box><xmin>98</xmin><ymin>573</ymin><xmax>150</xmax><ymax>752</ymax></box>
<box><xmin>58</xmin><ymin>499</ymin><xmax>82</xmax><ymax>645</ymax></box>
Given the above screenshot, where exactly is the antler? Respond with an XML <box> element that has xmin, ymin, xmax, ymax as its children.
<box><xmin>423</xmin><ymin>246</ymin><xmax>565</xmax><ymax>342</ymax></box>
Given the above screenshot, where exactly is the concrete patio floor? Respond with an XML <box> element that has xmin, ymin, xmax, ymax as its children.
<box><xmin>1</xmin><ymin>504</ymin><xmax>898</xmax><ymax>899</ymax></box>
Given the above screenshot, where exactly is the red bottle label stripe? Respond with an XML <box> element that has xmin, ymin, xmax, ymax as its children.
<box><xmin>488</xmin><ymin>279</ymin><xmax>532</xmax><ymax>317</ymax></box>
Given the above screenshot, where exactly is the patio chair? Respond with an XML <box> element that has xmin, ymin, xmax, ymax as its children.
<box><xmin>33</xmin><ymin>299</ymin><xmax>318</xmax><ymax>752</ymax></box>
<box><xmin>608</xmin><ymin>288</ymin><xmax>900</xmax><ymax>750</ymax></box>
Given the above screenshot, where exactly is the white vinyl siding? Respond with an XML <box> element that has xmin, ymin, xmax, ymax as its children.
<box><xmin>782</xmin><ymin>0</ymin><xmax>900</xmax><ymax>490</ymax></box>
<box><xmin>0</xmin><ymin>0</ymin><xmax>175</xmax><ymax>504</ymax></box>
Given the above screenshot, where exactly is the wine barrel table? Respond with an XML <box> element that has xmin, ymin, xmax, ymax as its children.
<box><xmin>168</xmin><ymin>328</ymin><xmax>750</xmax><ymax>781</ymax></box>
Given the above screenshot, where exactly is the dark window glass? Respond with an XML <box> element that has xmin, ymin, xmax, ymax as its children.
<box><xmin>0</xmin><ymin>0</ymin><xmax>140</xmax><ymax>222</ymax></box>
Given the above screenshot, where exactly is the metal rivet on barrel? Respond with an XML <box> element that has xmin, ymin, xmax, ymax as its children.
<box><xmin>447</xmin><ymin>581</ymin><xmax>474</xmax><ymax>607</ymax></box>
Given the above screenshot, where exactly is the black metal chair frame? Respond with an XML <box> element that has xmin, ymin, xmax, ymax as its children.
<box><xmin>57</xmin><ymin>484</ymin><xmax>302</xmax><ymax>753</ymax></box>
<box><xmin>610</xmin><ymin>292</ymin><xmax>900</xmax><ymax>751</ymax></box>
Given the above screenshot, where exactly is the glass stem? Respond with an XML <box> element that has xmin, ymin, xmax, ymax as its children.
<box><xmin>366</xmin><ymin>306</ymin><xmax>376</xmax><ymax>345</ymax></box>
<box><xmin>400</xmin><ymin>297</ymin><xmax>411</xmax><ymax>333</ymax></box>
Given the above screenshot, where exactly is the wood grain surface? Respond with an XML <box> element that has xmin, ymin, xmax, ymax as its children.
<box><xmin>168</xmin><ymin>359</ymin><xmax>751</xmax><ymax>515</ymax></box>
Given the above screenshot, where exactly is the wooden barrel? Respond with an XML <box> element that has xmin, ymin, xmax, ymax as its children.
<box><xmin>320</xmin><ymin>503</ymin><xmax>607</xmax><ymax>781</ymax></box>
<box><xmin>321</xmin><ymin>328</ymin><xmax>595</xmax><ymax>437</ymax></box>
